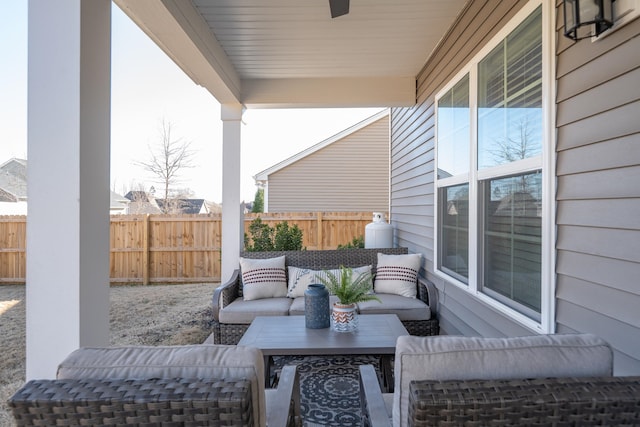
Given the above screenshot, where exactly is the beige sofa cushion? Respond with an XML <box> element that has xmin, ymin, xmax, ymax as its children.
<box><xmin>219</xmin><ymin>297</ymin><xmax>292</xmax><ymax>324</ymax></box>
<box><xmin>357</xmin><ymin>293</ymin><xmax>430</xmax><ymax>321</ymax></box>
<box><xmin>393</xmin><ymin>334</ymin><xmax>613</xmax><ymax>427</ymax></box>
<box><xmin>57</xmin><ymin>344</ymin><xmax>267</xmax><ymax>427</ymax></box>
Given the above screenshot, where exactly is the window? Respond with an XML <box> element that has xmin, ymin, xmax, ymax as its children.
<box><xmin>439</xmin><ymin>183</ymin><xmax>469</xmax><ymax>282</ymax></box>
<box><xmin>437</xmin><ymin>74</ymin><xmax>470</xmax><ymax>179</ymax></box>
<box><xmin>482</xmin><ymin>172</ymin><xmax>542</xmax><ymax>317</ymax></box>
<box><xmin>478</xmin><ymin>9</ymin><xmax>543</xmax><ymax>170</ymax></box>
<box><xmin>435</xmin><ymin>1</ymin><xmax>552</xmax><ymax>330</ymax></box>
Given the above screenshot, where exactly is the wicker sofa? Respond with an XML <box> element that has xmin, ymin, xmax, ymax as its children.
<box><xmin>359</xmin><ymin>334</ymin><xmax>640</xmax><ymax>427</ymax></box>
<box><xmin>10</xmin><ymin>345</ymin><xmax>301</xmax><ymax>427</ymax></box>
<box><xmin>211</xmin><ymin>248</ymin><xmax>439</xmax><ymax>345</ymax></box>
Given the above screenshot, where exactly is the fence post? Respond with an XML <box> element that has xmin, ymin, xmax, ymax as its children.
<box><xmin>142</xmin><ymin>214</ymin><xmax>150</xmax><ymax>285</ymax></box>
<box><xmin>316</xmin><ymin>211</ymin><xmax>323</xmax><ymax>250</ymax></box>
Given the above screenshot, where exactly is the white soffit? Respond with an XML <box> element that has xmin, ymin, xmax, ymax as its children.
<box><xmin>114</xmin><ymin>0</ymin><xmax>468</xmax><ymax>108</ymax></box>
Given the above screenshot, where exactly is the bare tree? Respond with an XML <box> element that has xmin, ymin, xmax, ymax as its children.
<box><xmin>489</xmin><ymin>116</ymin><xmax>538</xmax><ymax>164</ymax></box>
<box><xmin>489</xmin><ymin>116</ymin><xmax>541</xmax><ymax>193</ymax></box>
<box><xmin>135</xmin><ymin>119</ymin><xmax>194</xmax><ymax>213</ymax></box>
<box><xmin>158</xmin><ymin>188</ymin><xmax>197</xmax><ymax>214</ymax></box>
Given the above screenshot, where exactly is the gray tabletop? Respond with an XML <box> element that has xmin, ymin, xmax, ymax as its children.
<box><xmin>238</xmin><ymin>314</ymin><xmax>408</xmax><ymax>356</ymax></box>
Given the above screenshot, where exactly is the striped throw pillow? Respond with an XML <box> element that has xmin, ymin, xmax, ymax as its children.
<box><xmin>240</xmin><ymin>256</ymin><xmax>287</xmax><ymax>301</ymax></box>
<box><xmin>374</xmin><ymin>253</ymin><xmax>421</xmax><ymax>298</ymax></box>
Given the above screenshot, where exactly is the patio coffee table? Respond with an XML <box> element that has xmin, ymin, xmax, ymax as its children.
<box><xmin>238</xmin><ymin>314</ymin><xmax>408</xmax><ymax>391</ymax></box>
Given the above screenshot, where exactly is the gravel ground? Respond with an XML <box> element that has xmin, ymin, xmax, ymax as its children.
<box><xmin>0</xmin><ymin>283</ymin><xmax>217</xmax><ymax>427</ymax></box>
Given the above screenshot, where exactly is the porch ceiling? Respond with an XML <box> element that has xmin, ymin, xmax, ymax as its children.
<box><xmin>113</xmin><ymin>0</ymin><xmax>468</xmax><ymax>108</ymax></box>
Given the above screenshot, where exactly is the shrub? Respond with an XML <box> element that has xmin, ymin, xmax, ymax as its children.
<box><xmin>244</xmin><ymin>218</ymin><xmax>304</xmax><ymax>252</ymax></box>
<box><xmin>244</xmin><ymin>217</ymin><xmax>274</xmax><ymax>251</ymax></box>
<box><xmin>273</xmin><ymin>221</ymin><xmax>304</xmax><ymax>251</ymax></box>
<box><xmin>337</xmin><ymin>235</ymin><xmax>365</xmax><ymax>249</ymax></box>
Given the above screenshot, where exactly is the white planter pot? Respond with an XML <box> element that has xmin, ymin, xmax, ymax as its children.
<box><xmin>331</xmin><ymin>303</ymin><xmax>358</xmax><ymax>333</ymax></box>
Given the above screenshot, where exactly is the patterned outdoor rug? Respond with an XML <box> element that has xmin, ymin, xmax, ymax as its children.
<box><xmin>272</xmin><ymin>355</ymin><xmax>382</xmax><ymax>427</ymax></box>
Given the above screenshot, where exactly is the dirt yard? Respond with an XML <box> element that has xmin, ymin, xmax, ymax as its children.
<box><xmin>0</xmin><ymin>283</ymin><xmax>217</xmax><ymax>427</ymax></box>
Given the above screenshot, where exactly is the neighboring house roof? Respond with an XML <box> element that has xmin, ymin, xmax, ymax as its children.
<box><xmin>123</xmin><ymin>191</ymin><xmax>210</xmax><ymax>214</ymax></box>
<box><xmin>156</xmin><ymin>198</ymin><xmax>209</xmax><ymax>214</ymax></box>
<box><xmin>123</xmin><ymin>191</ymin><xmax>161</xmax><ymax>213</ymax></box>
<box><xmin>0</xmin><ymin>158</ymin><xmax>28</xmax><ymax>202</ymax></box>
<box><xmin>125</xmin><ymin>191</ymin><xmax>153</xmax><ymax>202</ymax></box>
<box><xmin>0</xmin><ymin>159</ymin><xmax>128</xmax><ymax>214</ymax></box>
<box><xmin>110</xmin><ymin>191</ymin><xmax>129</xmax><ymax>213</ymax></box>
<box><xmin>1</xmin><ymin>158</ymin><xmax>27</xmax><ymax>180</ymax></box>
<box><xmin>254</xmin><ymin>109</ymin><xmax>388</xmax><ymax>182</ymax></box>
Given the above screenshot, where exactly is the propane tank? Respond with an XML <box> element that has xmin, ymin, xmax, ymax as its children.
<box><xmin>364</xmin><ymin>212</ymin><xmax>393</xmax><ymax>248</ymax></box>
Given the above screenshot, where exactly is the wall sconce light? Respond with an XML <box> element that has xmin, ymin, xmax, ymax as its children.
<box><xmin>564</xmin><ymin>0</ymin><xmax>615</xmax><ymax>40</ymax></box>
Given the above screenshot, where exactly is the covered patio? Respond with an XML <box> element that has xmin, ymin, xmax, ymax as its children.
<box><xmin>26</xmin><ymin>0</ymin><xmax>640</xmax><ymax>389</ymax></box>
<box><xmin>26</xmin><ymin>0</ymin><xmax>466</xmax><ymax>379</ymax></box>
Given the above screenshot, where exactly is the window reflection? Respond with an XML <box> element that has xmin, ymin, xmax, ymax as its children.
<box><xmin>437</xmin><ymin>75</ymin><xmax>469</xmax><ymax>178</ymax></box>
<box><xmin>478</xmin><ymin>8</ymin><xmax>542</xmax><ymax>169</ymax></box>
<box><xmin>440</xmin><ymin>184</ymin><xmax>469</xmax><ymax>282</ymax></box>
<box><xmin>483</xmin><ymin>172</ymin><xmax>542</xmax><ymax>316</ymax></box>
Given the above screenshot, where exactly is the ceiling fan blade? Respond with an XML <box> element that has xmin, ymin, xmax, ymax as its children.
<box><xmin>329</xmin><ymin>0</ymin><xmax>349</xmax><ymax>18</ymax></box>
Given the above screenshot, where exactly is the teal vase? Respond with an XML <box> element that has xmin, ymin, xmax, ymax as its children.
<box><xmin>304</xmin><ymin>284</ymin><xmax>330</xmax><ymax>328</ymax></box>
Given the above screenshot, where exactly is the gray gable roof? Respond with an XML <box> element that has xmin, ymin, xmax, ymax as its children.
<box><xmin>0</xmin><ymin>158</ymin><xmax>28</xmax><ymax>201</ymax></box>
<box><xmin>124</xmin><ymin>190</ymin><xmax>153</xmax><ymax>202</ymax></box>
<box><xmin>110</xmin><ymin>191</ymin><xmax>129</xmax><ymax>210</ymax></box>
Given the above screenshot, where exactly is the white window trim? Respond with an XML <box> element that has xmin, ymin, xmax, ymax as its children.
<box><xmin>434</xmin><ymin>0</ymin><xmax>556</xmax><ymax>334</ymax></box>
<box><xmin>540</xmin><ymin>0</ymin><xmax>557</xmax><ymax>335</ymax></box>
<box><xmin>476</xmin><ymin>157</ymin><xmax>542</xmax><ymax>181</ymax></box>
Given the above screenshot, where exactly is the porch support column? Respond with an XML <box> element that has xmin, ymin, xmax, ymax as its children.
<box><xmin>221</xmin><ymin>104</ymin><xmax>244</xmax><ymax>282</ymax></box>
<box><xmin>26</xmin><ymin>0</ymin><xmax>111</xmax><ymax>379</ymax></box>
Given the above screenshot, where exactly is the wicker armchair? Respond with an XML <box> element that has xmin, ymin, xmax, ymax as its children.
<box><xmin>359</xmin><ymin>334</ymin><xmax>640</xmax><ymax>427</ymax></box>
<box><xmin>211</xmin><ymin>248</ymin><xmax>440</xmax><ymax>345</ymax></box>
<box><xmin>360</xmin><ymin>371</ymin><xmax>640</xmax><ymax>427</ymax></box>
<box><xmin>9</xmin><ymin>345</ymin><xmax>300</xmax><ymax>427</ymax></box>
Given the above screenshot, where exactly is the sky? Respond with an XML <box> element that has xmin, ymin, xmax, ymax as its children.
<box><xmin>0</xmin><ymin>1</ymin><xmax>382</xmax><ymax>203</ymax></box>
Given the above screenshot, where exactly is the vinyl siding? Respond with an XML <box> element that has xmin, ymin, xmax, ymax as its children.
<box><xmin>266</xmin><ymin>114</ymin><xmax>389</xmax><ymax>212</ymax></box>
<box><xmin>390</xmin><ymin>0</ymin><xmax>532</xmax><ymax>338</ymax></box>
<box><xmin>390</xmin><ymin>0</ymin><xmax>640</xmax><ymax>374</ymax></box>
<box><xmin>555</xmin><ymin>0</ymin><xmax>640</xmax><ymax>374</ymax></box>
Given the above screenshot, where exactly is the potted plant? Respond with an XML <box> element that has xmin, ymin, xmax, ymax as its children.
<box><xmin>318</xmin><ymin>266</ymin><xmax>380</xmax><ymax>332</ymax></box>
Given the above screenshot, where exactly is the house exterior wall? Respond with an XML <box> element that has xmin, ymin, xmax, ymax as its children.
<box><xmin>266</xmin><ymin>114</ymin><xmax>390</xmax><ymax>212</ymax></box>
<box><xmin>554</xmin><ymin>3</ymin><xmax>640</xmax><ymax>375</ymax></box>
<box><xmin>389</xmin><ymin>0</ymin><xmax>640</xmax><ymax>374</ymax></box>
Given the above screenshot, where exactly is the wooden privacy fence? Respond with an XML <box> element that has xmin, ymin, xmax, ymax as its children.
<box><xmin>0</xmin><ymin>216</ymin><xmax>26</xmax><ymax>284</ymax></box>
<box><xmin>244</xmin><ymin>211</ymin><xmax>373</xmax><ymax>251</ymax></box>
<box><xmin>0</xmin><ymin>211</ymin><xmax>378</xmax><ymax>285</ymax></box>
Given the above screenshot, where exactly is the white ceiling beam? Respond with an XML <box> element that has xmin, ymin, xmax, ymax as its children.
<box><xmin>241</xmin><ymin>77</ymin><xmax>416</xmax><ymax>108</ymax></box>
